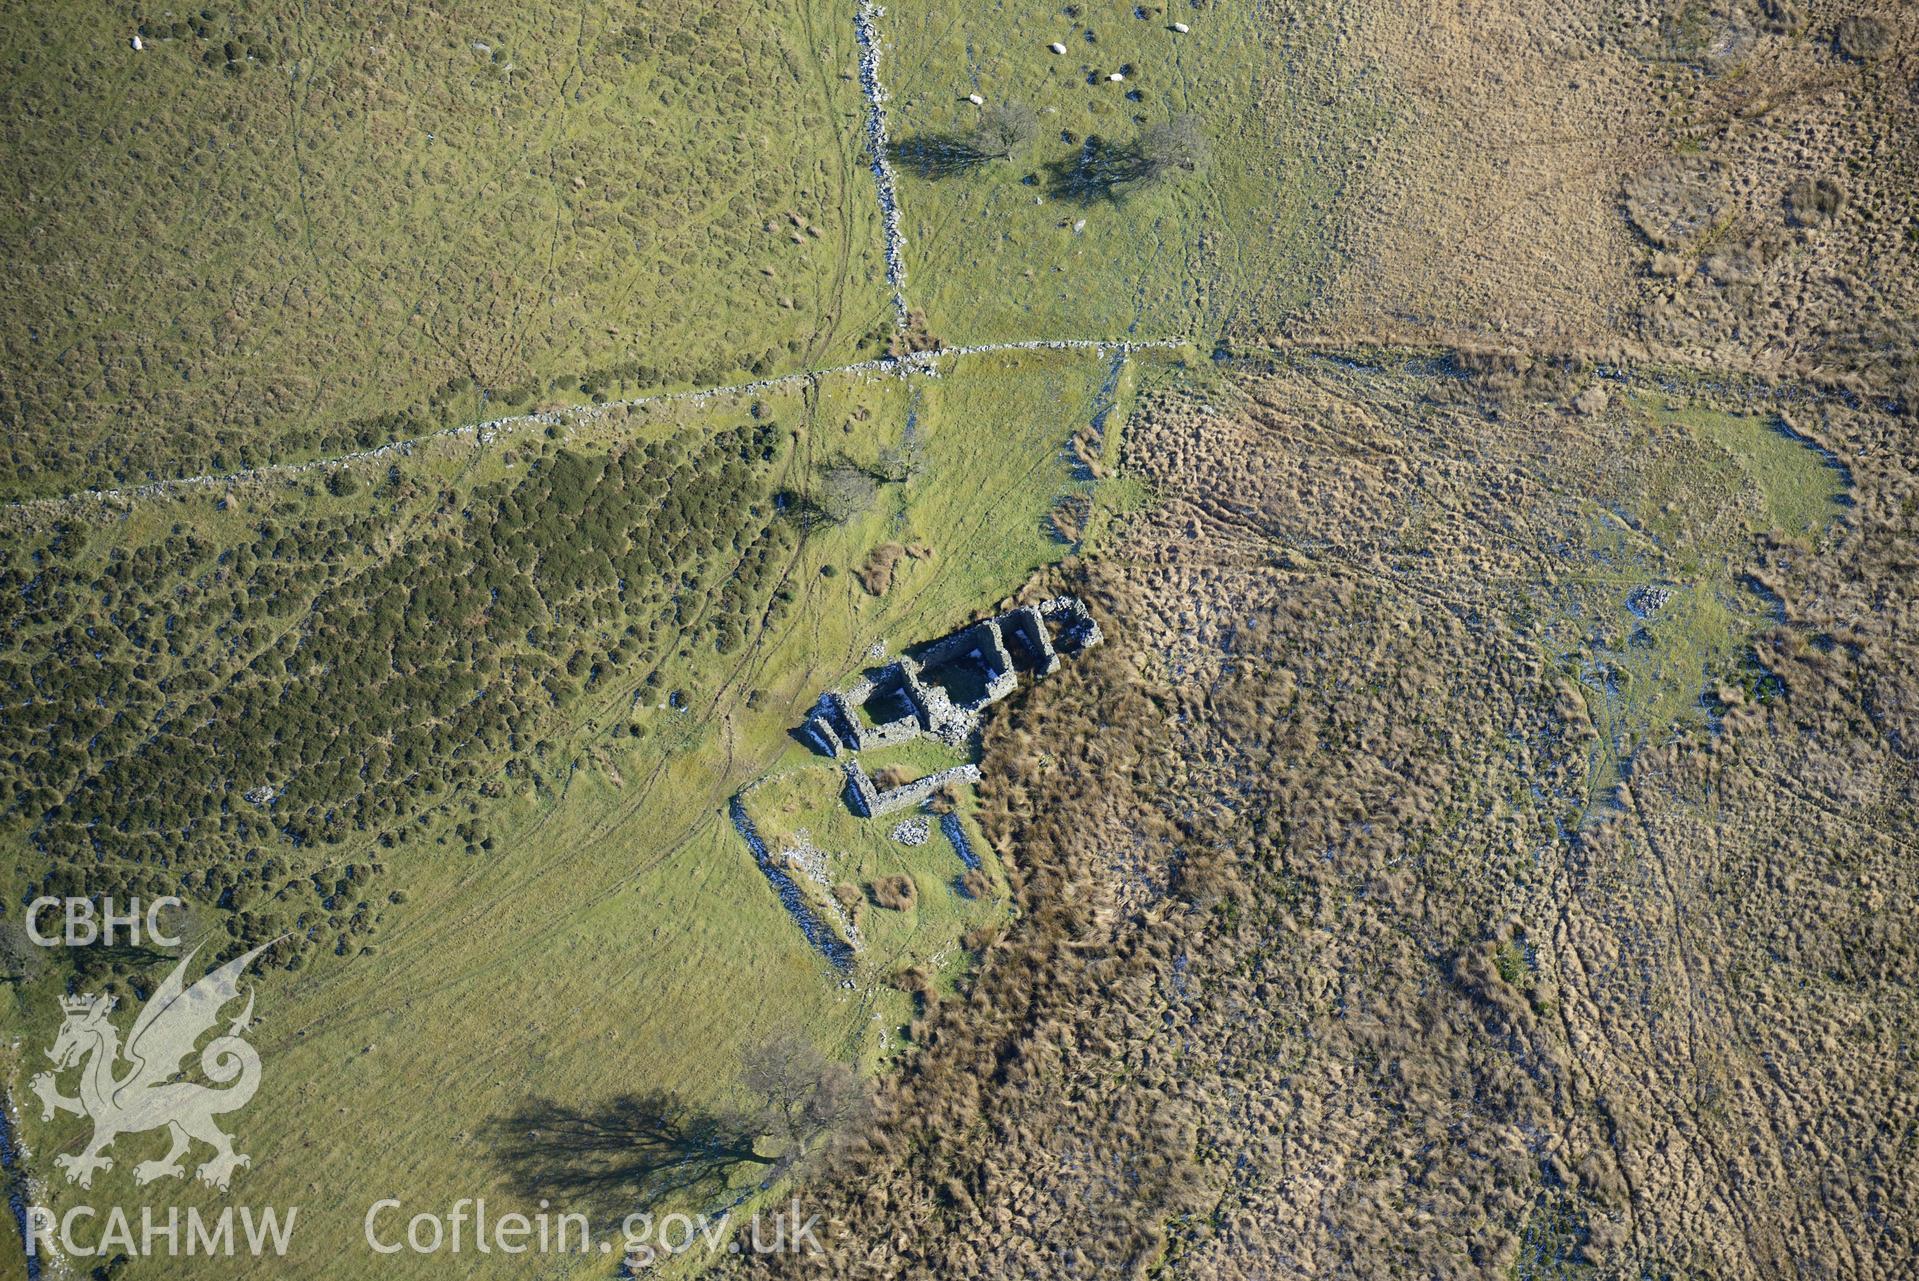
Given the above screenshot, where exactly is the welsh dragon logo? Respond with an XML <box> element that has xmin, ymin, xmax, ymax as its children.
<box><xmin>30</xmin><ymin>941</ymin><xmax>274</xmax><ymax>1191</ymax></box>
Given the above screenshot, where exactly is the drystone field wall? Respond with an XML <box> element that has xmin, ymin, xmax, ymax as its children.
<box><xmin>940</xmin><ymin>813</ymin><xmax>982</xmax><ymax>871</ymax></box>
<box><xmin>727</xmin><ymin>797</ymin><xmax>856</xmax><ymax>970</ymax></box>
<box><xmin>845</xmin><ymin>760</ymin><xmax>985</xmax><ymax>818</ymax></box>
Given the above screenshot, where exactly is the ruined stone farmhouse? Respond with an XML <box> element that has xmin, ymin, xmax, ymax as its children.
<box><xmin>801</xmin><ymin>596</ymin><xmax>1102</xmax><ymax>816</ymax></box>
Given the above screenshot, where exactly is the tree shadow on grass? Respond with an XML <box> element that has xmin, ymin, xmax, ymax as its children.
<box><xmin>888</xmin><ymin>134</ymin><xmax>996</xmax><ymax>180</ymax></box>
<box><xmin>484</xmin><ymin>1091</ymin><xmax>774</xmax><ymax>1225</ymax></box>
<box><xmin>1045</xmin><ymin>117</ymin><xmax>1208</xmax><ymax>206</ymax></box>
<box><xmin>71</xmin><ymin>938</ymin><xmax>183</xmax><ymax>981</ymax></box>
<box><xmin>1043</xmin><ymin>136</ymin><xmax>1153</xmax><ymax>206</ymax></box>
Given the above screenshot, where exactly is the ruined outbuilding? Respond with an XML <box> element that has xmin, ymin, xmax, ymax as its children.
<box><xmin>800</xmin><ymin>596</ymin><xmax>1102</xmax><ymax>816</ymax></box>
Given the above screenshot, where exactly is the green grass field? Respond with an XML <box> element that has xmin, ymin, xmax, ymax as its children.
<box><xmin>0</xmin><ymin>0</ymin><xmax>1899</xmax><ymax>1274</ymax></box>
<box><xmin>1641</xmin><ymin>396</ymin><xmax>1850</xmax><ymax>542</ymax></box>
<box><xmin>0</xmin><ymin>0</ymin><xmax>1352</xmax><ymax>1270</ymax></box>
<box><xmin>1547</xmin><ymin>389</ymin><xmax>1850</xmax><ymax>807</ymax></box>
<box><xmin>3</xmin><ymin>343</ymin><xmax>1157</xmax><ymax>1278</ymax></box>
<box><xmin>0</xmin><ymin>0</ymin><xmax>889</xmax><ymax>497</ymax></box>
<box><xmin>879</xmin><ymin>0</ymin><xmax>1373</xmax><ymax>346</ymax></box>
<box><xmin>742</xmin><ymin>757</ymin><xmax>1006</xmax><ymax>987</ymax></box>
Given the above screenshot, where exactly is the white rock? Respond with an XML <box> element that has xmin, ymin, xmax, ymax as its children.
<box><xmin>967</xmin><ymin>93</ymin><xmax>984</xmax><ymax>105</ymax></box>
<box><xmin>1049</xmin><ymin>42</ymin><xmax>1066</xmax><ymax>54</ymax></box>
<box><xmin>131</xmin><ymin>34</ymin><xmax>143</xmax><ymax>50</ymax></box>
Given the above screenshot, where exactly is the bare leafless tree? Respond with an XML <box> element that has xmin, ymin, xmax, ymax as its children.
<box><xmin>1136</xmin><ymin>113</ymin><xmax>1210</xmax><ymax>181</ymax></box>
<box><xmin>740</xmin><ymin>1034</ymin><xmax>873</xmax><ymax>1158</ymax></box>
<box><xmin>812</xmin><ymin>463</ymin><xmax>879</xmax><ymax>524</ymax></box>
<box><xmin>968</xmin><ymin>101</ymin><xmax>1039</xmax><ymax>160</ymax></box>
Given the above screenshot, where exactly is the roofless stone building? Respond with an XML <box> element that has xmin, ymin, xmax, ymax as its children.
<box><xmin>800</xmin><ymin>596</ymin><xmax>1102</xmax><ymax>816</ymax></box>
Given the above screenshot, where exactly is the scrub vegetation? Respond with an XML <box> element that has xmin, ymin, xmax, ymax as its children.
<box><xmin>2</xmin><ymin>0</ymin><xmax>1914</xmax><ymax>1277</ymax></box>
<box><xmin>728</xmin><ymin>348</ymin><xmax>1917</xmax><ymax>1281</ymax></box>
<box><xmin>2</xmin><ymin>344</ymin><xmax>1151</xmax><ymax>1280</ymax></box>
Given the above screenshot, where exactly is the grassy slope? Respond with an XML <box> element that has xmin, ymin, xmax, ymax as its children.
<box><xmin>3</xmin><ymin>345</ymin><xmax>1153</xmax><ymax>1279</ymax></box>
<box><xmin>881</xmin><ymin>0</ymin><xmax>1372</xmax><ymax>345</ymax></box>
<box><xmin>0</xmin><ymin>0</ymin><xmax>1365</xmax><ymax>1271</ymax></box>
<box><xmin>670</xmin><ymin>353</ymin><xmax>1866</xmax><ymax>1277</ymax></box>
<box><xmin>0</xmin><ymin>0</ymin><xmax>1867</xmax><ymax>1268</ymax></box>
<box><xmin>0</xmin><ymin>0</ymin><xmax>887</xmax><ymax>497</ymax></box>
<box><xmin>743</xmin><ymin>760</ymin><xmax>1005</xmax><ymax>993</ymax></box>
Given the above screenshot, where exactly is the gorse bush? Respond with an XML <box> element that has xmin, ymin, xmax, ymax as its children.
<box><xmin>0</xmin><ymin>420</ymin><xmax>794</xmax><ymax>965</ymax></box>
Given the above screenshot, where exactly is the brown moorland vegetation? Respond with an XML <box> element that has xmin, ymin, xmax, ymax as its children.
<box><xmin>1301</xmin><ymin>0</ymin><xmax>1917</xmax><ymax>407</ymax></box>
<box><xmin>725</xmin><ymin>347</ymin><xmax>1916</xmax><ymax>1277</ymax></box>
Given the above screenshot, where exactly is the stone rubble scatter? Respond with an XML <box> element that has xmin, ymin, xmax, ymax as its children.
<box><xmin>940</xmin><ymin>813</ymin><xmax>982</xmax><ymax>871</ymax></box>
<box><xmin>780</xmin><ymin>839</ymin><xmax>832</xmax><ymax>886</ymax></box>
<box><xmin>1628</xmin><ymin>585</ymin><xmax>1675</xmax><ymax>617</ymax></box>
